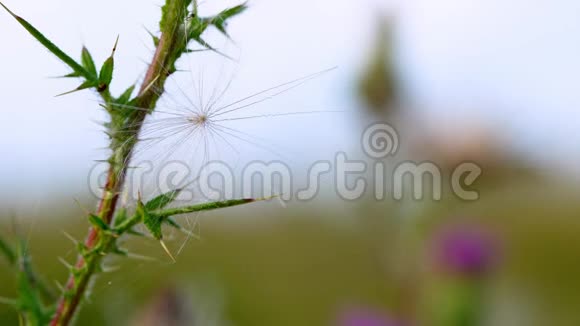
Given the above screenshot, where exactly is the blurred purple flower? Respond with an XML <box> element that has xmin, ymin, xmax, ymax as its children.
<box><xmin>433</xmin><ymin>223</ymin><xmax>499</xmax><ymax>277</ymax></box>
<box><xmin>336</xmin><ymin>307</ymin><xmax>402</xmax><ymax>326</ymax></box>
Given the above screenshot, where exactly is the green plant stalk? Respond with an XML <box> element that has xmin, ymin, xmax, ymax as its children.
<box><xmin>1</xmin><ymin>0</ymin><xmax>248</xmax><ymax>323</ymax></box>
<box><xmin>49</xmin><ymin>1</ymin><xmax>191</xmax><ymax>324</ymax></box>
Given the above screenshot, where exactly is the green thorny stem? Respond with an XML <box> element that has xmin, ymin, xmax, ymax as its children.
<box><xmin>0</xmin><ymin>0</ymin><xmax>249</xmax><ymax>322</ymax></box>
<box><xmin>50</xmin><ymin>1</ymin><xmax>194</xmax><ymax>324</ymax></box>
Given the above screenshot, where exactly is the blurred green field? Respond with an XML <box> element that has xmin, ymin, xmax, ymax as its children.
<box><xmin>2</xmin><ymin>173</ymin><xmax>580</xmax><ymax>325</ymax></box>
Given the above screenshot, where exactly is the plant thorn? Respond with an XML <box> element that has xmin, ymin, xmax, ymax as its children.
<box><xmin>159</xmin><ymin>240</ymin><xmax>176</xmax><ymax>263</ymax></box>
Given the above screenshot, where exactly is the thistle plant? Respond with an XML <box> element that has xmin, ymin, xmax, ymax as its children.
<box><xmin>0</xmin><ymin>1</ymin><xmax>259</xmax><ymax>325</ymax></box>
<box><xmin>425</xmin><ymin>222</ymin><xmax>500</xmax><ymax>326</ymax></box>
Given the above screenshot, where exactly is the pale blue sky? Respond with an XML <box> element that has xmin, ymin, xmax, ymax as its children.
<box><xmin>1</xmin><ymin>0</ymin><xmax>579</xmax><ymax>201</ymax></box>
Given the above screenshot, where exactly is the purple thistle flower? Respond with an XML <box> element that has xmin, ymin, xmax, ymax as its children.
<box><xmin>336</xmin><ymin>307</ymin><xmax>403</xmax><ymax>326</ymax></box>
<box><xmin>433</xmin><ymin>223</ymin><xmax>499</xmax><ymax>277</ymax></box>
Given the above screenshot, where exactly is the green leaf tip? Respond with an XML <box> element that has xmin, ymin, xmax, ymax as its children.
<box><xmin>113</xmin><ymin>207</ymin><xmax>128</xmax><ymax>227</ymax></box>
<box><xmin>111</xmin><ymin>35</ymin><xmax>120</xmax><ymax>53</ymax></box>
<box><xmin>81</xmin><ymin>47</ymin><xmax>98</xmax><ymax>77</ymax></box>
<box><xmin>61</xmin><ymin>71</ymin><xmax>82</xmax><ymax>78</ymax></box>
<box><xmin>145</xmin><ymin>28</ymin><xmax>160</xmax><ymax>47</ymax></box>
<box><xmin>137</xmin><ymin>199</ymin><xmax>163</xmax><ymax>240</ymax></box>
<box><xmin>210</xmin><ymin>3</ymin><xmax>248</xmax><ymax>37</ymax></box>
<box><xmin>97</xmin><ymin>36</ymin><xmax>119</xmax><ymax>92</ymax></box>
<box><xmin>154</xmin><ymin>197</ymin><xmax>258</xmax><ymax>218</ymax></box>
<box><xmin>116</xmin><ymin>85</ymin><xmax>135</xmax><ymax>105</ymax></box>
<box><xmin>0</xmin><ymin>2</ymin><xmax>91</xmax><ymax>79</ymax></box>
<box><xmin>55</xmin><ymin>80</ymin><xmax>97</xmax><ymax>97</ymax></box>
<box><xmin>145</xmin><ymin>188</ymin><xmax>184</xmax><ymax>211</ymax></box>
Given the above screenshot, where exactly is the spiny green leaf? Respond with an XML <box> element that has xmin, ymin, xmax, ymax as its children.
<box><xmin>81</xmin><ymin>46</ymin><xmax>97</xmax><ymax>78</ymax></box>
<box><xmin>61</xmin><ymin>71</ymin><xmax>82</xmax><ymax>78</ymax></box>
<box><xmin>0</xmin><ymin>2</ymin><xmax>91</xmax><ymax>79</ymax></box>
<box><xmin>188</xmin><ymin>16</ymin><xmax>210</xmax><ymax>38</ymax></box>
<box><xmin>184</xmin><ymin>48</ymin><xmax>211</xmax><ymax>54</ymax></box>
<box><xmin>217</xmin><ymin>3</ymin><xmax>248</xmax><ymax>21</ymax></box>
<box><xmin>155</xmin><ymin>198</ymin><xmax>258</xmax><ymax>218</ymax></box>
<box><xmin>113</xmin><ymin>207</ymin><xmax>128</xmax><ymax>227</ymax></box>
<box><xmin>76</xmin><ymin>243</ymin><xmax>90</xmax><ymax>259</ymax></box>
<box><xmin>145</xmin><ymin>188</ymin><xmax>184</xmax><ymax>211</ymax></box>
<box><xmin>56</xmin><ymin>80</ymin><xmax>98</xmax><ymax>97</ymax></box>
<box><xmin>98</xmin><ymin>36</ymin><xmax>119</xmax><ymax>92</ymax></box>
<box><xmin>164</xmin><ymin>217</ymin><xmax>181</xmax><ymax>229</ymax></box>
<box><xmin>145</xmin><ymin>28</ymin><xmax>160</xmax><ymax>47</ymax></box>
<box><xmin>144</xmin><ymin>214</ymin><xmax>163</xmax><ymax>240</ymax></box>
<box><xmin>61</xmin><ymin>288</ymin><xmax>75</xmax><ymax>301</ymax></box>
<box><xmin>164</xmin><ymin>218</ymin><xmax>199</xmax><ymax>239</ymax></box>
<box><xmin>71</xmin><ymin>266</ymin><xmax>86</xmax><ymax>279</ymax></box>
<box><xmin>71</xmin><ymin>266</ymin><xmax>88</xmax><ymax>287</ymax></box>
<box><xmin>137</xmin><ymin>199</ymin><xmax>163</xmax><ymax>240</ymax></box>
<box><xmin>136</xmin><ymin>198</ymin><xmax>146</xmax><ymax>218</ymax></box>
<box><xmin>76</xmin><ymin>80</ymin><xmax>97</xmax><ymax>90</ymax></box>
<box><xmin>98</xmin><ymin>57</ymin><xmax>114</xmax><ymax>91</ymax></box>
<box><xmin>88</xmin><ymin>214</ymin><xmax>109</xmax><ymax>231</ymax></box>
<box><xmin>209</xmin><ymin>3</ymin><xmax>247</xmax><ymax>37</ymax></box>
<box><xmin>117</xmin><ymin>85</ymin><xmax>135</xmax><ymax>105</ymax></box>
